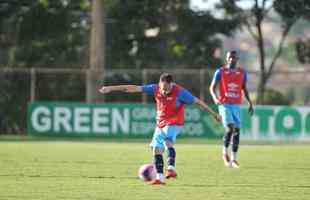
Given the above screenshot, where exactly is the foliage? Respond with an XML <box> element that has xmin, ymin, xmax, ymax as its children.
<box><xmin>286</xmin><ymin>86</ymin><xmax>310</xmax><ymax>105</ymax></box>
<box><xmin>295</xmin><ymin>39</ymin><xmax>310</xmax><ymax>64</ymax></box>
<box><xmin>261</xmin><ymin>88</ymin><xmax>291</xmax><ymax>105</ymax></box>
<box><xmin>216</xmin><ymin>0</ymin><xmax>310</xmax><ymax>104</ymax></box>
<box><xmin>0</xmin><ymin>0</ymin><xmax>91</xmax><ymax>68</ymax></box>
<box><xmin>106</xmin><ymin>0</ymin><xmax>241</xmax><ymax>69</ymax></box>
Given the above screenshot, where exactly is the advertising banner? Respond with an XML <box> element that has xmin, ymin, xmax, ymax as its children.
<box><xmin>28</xmin><ymin>102</ymin><xmax>310</xmax><ymax>140</ymax></box>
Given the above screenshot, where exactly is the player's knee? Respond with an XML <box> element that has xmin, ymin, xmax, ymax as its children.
<box><xmin>225</xmin><ymin>124</ymin><xmax>235</xmax><ymax>133</ymax></box>
<box><xmin>164</xmin><ymin>139</ymin><xmax>173</xmax><ymax>148</ymax></box>
<box><xmin>153</xmin><ymin>147</ymin><xmax>164</xmax><ymax>155</ymax></box>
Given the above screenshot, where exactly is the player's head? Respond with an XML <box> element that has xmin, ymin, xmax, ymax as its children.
<box><xmin>226</xmin><ymin>50</ymin><xmax>239</xmax><ymax>69</ymax></box>
<box><xmin>159</xmin><ymin>73</ymin><xmax>173</xmax><ymax>96</ymax></box>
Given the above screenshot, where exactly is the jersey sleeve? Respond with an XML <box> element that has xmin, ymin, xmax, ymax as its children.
<box><xmin>212</xmin><ymin>69</ymin><xmax>221</xmax><ymax>82</ymax></box>
<box><xmin>178</xmin><ymin>89</ymin><xmax>197</xmax><ymax>105</ymax></box>
<box><xmin>142</xmin><ymin>84</ymin><xmax>156</xmax><ymax>94</ymax></box>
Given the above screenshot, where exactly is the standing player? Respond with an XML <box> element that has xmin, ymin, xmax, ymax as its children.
<box><xmin>99</xmin><ymin>73</ymin><xmax>221</xmax><ymax>185</ymax></box>
<box><xmin>209</xmin><ymin>50</ymin><xmax>254</xmax><ymax>168</ymax></box>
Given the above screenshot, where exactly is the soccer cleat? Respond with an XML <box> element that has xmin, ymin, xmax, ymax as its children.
<box><xmin>165</xmin><ymin>169</ymin><xmax>177</xmax><ymax>179</ymax></box>
<box><xmin>149</xmin><ymin>179</ymin><xmax>166</xmax><ymax>185</ymax></box>
<box><xmin>231</xmin><ymin>160</ymin><xmax>240</xmax><ymax>168</ymax></box>
<box><xmin>222</xmin><ymin>154</ymin><xmax>231</xmax><ymax>167</ymax></box>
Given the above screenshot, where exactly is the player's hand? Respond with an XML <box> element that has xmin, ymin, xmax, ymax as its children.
<box><xmin>248</xmin><ymin>103</ymin><xmax>254</xmax><ymax>116</ymax></box>
<box><xmin>214</xmin><ymin>113</ymin><xmax>222</xmax><ymax>122</ymax></box>
<box><xmin>98</xmin><ymin>86</ymin><xmax>111</xmax><ymax>94</ymax></box>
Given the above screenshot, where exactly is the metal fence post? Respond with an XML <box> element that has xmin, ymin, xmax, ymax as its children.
<box><xmin>199</xmin><ymin>69</ymin><xmax>206</xmax><ymax>101</ymax></box>
<box><xmin>86</xmin><ymin>69</ymin><xmax>91</xmax><ymax>103</ymax></box>
<box><xmin>142</xmin><ymin>68</ymin><xmax>147</xmax><ymax>104</ymax></box>
<box><xmin>30</xmin><ymin>68</ymin><xmax>36</xmax><ymax>102</ymax></box>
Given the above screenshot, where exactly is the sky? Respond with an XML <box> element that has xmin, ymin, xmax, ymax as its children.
<box><xmin>190</xmin><ymin>0</ymin><xmax>216</xmax><ymax>11</ymax></box>
<box><xmin>190</xmin><ymin>0</ymin><xmax>273</xmax><ymax>11</ymax></box>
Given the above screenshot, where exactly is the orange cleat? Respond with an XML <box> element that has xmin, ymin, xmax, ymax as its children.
<box><xmin>165</xmin><ymin>169</ymin><xmax>177</xmax><ymax>179</ymax></box>
<box><xmin>149</xmin><ymin>179</ymin><xmax>166</xmax><ymax>185</ymax></box>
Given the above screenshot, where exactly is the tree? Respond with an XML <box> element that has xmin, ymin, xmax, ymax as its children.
<box><xmin>88</xmin><ymin>0</ymin><xmax>106</xmax><ymax>103</ymax></box>
<box><xmin>105</xmin><ymin>0</ymin><xmax>241</xmax><ymax>69</ymax></box>
<box><xmin>0</xmin><ymin>0</ymin><xmax>91</xmax><ymax>68</ymax></box>
<box><xmin>217</xmin><ymin>0</ymin><xmax>310</xmax><ymax>104</ymax></box>
<box><xmin>296</xmin><ymin>39</ymin><xmax>310</xmax><ymax>64</ymax></box>
<box><xmin>0</xmin><ymin>0</ymin><xmax>92</xmax><ymax>133</ymax></box>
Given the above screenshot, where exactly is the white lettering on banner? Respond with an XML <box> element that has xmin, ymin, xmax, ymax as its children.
<box><xmin>93</xmin><ymin>108</ymin><xmax>109</xmax><ymax>134</ymax></box>
<box><xmin>54</xmin><ymin>107</ymin><xmax>72</xmax><ymax>132</ymax></box>
<box><xmin>131</xmin><ymin>122</ymin><xmax>155</xmax><ymax>135</ymax></box>
<box><xmin>181</xmin><ymin>123</ymin><xmax>204</xmax><ymax>136</ymax></box>
<box><xmin>112</xmin><ymin>108</ymin><xmax>130</xmax><ymax>134</ymax></box>
<box><xmin>74</xmin><ymin>108</ymin><xmax>90</xmax><ymax>133</ymax></box>
<box><xmin>132</xmin><ymin>107</ymin><xmax>155</xmax><ymax>120</ymax></box>
<box><xmin>241</xmin><ymin>106</ymin><xmax>310</xmax><ymax>140</ymax></box>
<box><xmin>32</xmin><ymin>106</ymin><xmax>51</xmax><ymax>132</ymax></box>
<box><xmin>185</xmin><ymin>108</ymin><xmax>201</xmax><ymax>121</ymax></box>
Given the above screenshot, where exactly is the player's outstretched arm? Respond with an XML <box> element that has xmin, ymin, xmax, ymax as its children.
<box><xmin>98</xmin><ymin>85</ymin><xmax>142</xmax><ymax>94</ymax></box>
<box><xmin>194</xmin><ymin>98</ymin><xmax>221</xmax><ymax>122</ymax></box>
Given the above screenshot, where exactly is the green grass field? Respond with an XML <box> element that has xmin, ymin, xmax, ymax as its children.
<box><xmin>0</xmin><ymin>138</ymin><xmax>310</xmax><ymax>200</ymax></box>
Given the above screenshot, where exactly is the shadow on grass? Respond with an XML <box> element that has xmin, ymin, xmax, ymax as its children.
<box><xmin>1</xmin><ymin>135</ymin><xmax>309</xmax><ymax>145</ymax></box>
<box><xmin>0</xmin><ymin>173</ymin><xmax>138</xmax><ymax>180</ymax></box>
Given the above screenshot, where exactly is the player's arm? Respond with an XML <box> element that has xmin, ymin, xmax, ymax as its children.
<box><xmin>194</xmin><ymin>98</ymin><xmax>221</xmax><ymax>122</ymax></box>
<box><xmin>209</xmin><ymin>70</ymin><xmax>221</xmax><ymax>105</ymax></box>
<box><xmin>178</xmin><ymin>89</ymin><xmax>221</xmax><ymax>122</ymax></box>
<box><xmin>242</xmin><ymin>72</ymin><xmax>254</xmax><ymax>116</ymax></box>
<box><xmin>98</xmin><ymin>85</ymin><xmax>142</xmax><ymax>94</ymax></box>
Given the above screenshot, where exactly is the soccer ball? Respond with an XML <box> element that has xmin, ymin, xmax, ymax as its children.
<box><xmin>138</xmin><ymin>164</ymin><xmax>156</xmax><ymax>182</ymax></box>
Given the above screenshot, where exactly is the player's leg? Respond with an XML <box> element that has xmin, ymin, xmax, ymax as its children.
<box><xmin>219</xmin><ymin>105</ymin><xmax>235</xmax><ymax>167</ymax></box>
<box><xmin>163</xmin><ymin>125</ymin><xmax>182</xmax><ymax>178</ymax></box>
<box><xmin>223</xmin><ymin>124</ymin><xmax>234</xmax><ymax>167</ymax></box>
<box><xmin>231</xmin><ymin>105</ymin><xmax>241</xmax><ymax>168</ymax></box>
<box><xmin>231</xmin><ymin>128</ymin><xmax>240</xmax><ymax>168</ymax></box>
<box><xmin>149</xmin><ymin>127</ymin><xmax>166</xmax><ymax>184</ymax></box>
<box><xmin>151</xmin><ymin>147</ymin><xmax>166</xmax><ymax>184</ymax></box>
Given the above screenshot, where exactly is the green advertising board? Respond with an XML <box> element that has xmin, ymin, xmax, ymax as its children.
<box><xmin>241</xmin><ymin>105</ymin><xmax>310</xmax><ymax>140</ymax></box>
<box><xmin>27</xmin><ymin>102</ymin><xmax>310</xmax><ymax>140</ymax></box>
<box><xmin>27</xmin><ymin>102</ymin><xmax>224</xmax><ymax>138</ymax></box>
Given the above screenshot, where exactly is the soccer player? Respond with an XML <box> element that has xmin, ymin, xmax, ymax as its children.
<box><xmin>209</xmin><ymin>50</ymin><xmax>254</xmax><ymax>168</ymax></box>
<box><xmin>99</xmin><ymin>73</ymin><xmax>221</xmax><ymax>184</ymax></box>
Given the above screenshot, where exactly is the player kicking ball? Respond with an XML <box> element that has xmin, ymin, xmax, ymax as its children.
<box><xmin>99</xmin><ymin>73</ymin><xmax>221</xmax><ymax>184</ymax></box>
<box><xmin>210</xmin><ymin>50</ymin><xmax>254</xmax><ymax>168</ymax></box>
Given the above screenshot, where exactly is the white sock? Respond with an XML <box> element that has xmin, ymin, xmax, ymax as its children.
<box><xmin>156</xmin><ymin>173</ymin><xmax>165</xmax><ymax>182</ymax></box>
<box><xmin>167</xmin><ymin>165</ymin><xmax>175</xmax><ymax>171</ymax></box>
<box><xmin>231</xmin><ymin>151</ymin><xmax>237</xmax><ymax>161</ymax></box>
<box><xmin>223</xmin><ymin>146</ymin><xmax>229</xmax><ymax>155</ymax></box>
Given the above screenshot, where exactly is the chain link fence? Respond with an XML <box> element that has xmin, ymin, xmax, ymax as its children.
<box><xmin>1</xmin><ymin>67</ymin><xmax>310</xmax><ymax>134</ymax></box>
